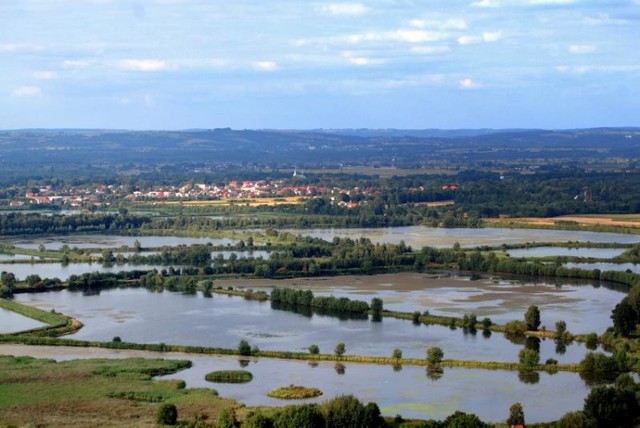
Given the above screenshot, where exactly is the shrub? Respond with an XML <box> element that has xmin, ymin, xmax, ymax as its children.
<box><xmin>519</xmin><ymin>348</ymin><xmax>540</xmax><ymax>369</ymax></box>
<box><xmin>392</xmin><ymin>348</ymin><xmax>402</xmax><ymax>360</ymax></box>
<box><xmin>426</xmin><ymin>346</ymin><xmax>444</xmax><ymax>367</ymax></box>
<box><xmin>308</xmin><ymin>344</ymin><xmax>320</xmax><ymax>354</ymax></box>
<box><xmin>482</xmin><ymin>317</ymin><xmax>492</xmax><ymax>330</ymax></box>
<box><xmin>524</xmin><ymin>305</ymin><xmax>541</xmax><ymax>331</ymax></box>
<box><xmin>216</xmin><ymin>408</ymin><xmax>238</xmax><ymax>428</ymax></box>
<box><xmin>244</xmin><ymin>412</ymin><xmax>274</xmax><ymax>428</ymax></box>
<box><xmin>324</xmin><ymin>395</ymin><xmax>366</xmax><ymax>428</ymax></box>
<box><xmin>504</xmin><ymin>320</ymin><xmax>527</xmax><ymax>337</ymax></box>
<box><xmin>273</xmin><ymin>404</ymin><xmax>325</xmax><ymax>428</ymax></box>
<box><xmin>444</xmin><ymin>411</ymin><xmax>488</xmax><ymax>428</ymax></box>
<box><xmin>156</xmin><ymin>403</ymin><xmax>178</xmax><ymax>426</ymax></box>
<box><xmin>412</xmin><ymin>311</ymin><xmax>421</xmax><ymax>324</ymax></box>
<box><xmin>334</xmin><ymin>342</ymin><xmax>346</xmax><ymax>357</ymax></box>
<box><xmin>112</xmin><ymin>336</ymin><xmax>122</xmax><ymax>342</ymax></box>
<box><xmin>238</xmin><ymin>339</ymin><xmax>251</xmax><ymax>356</ymax></box>
<box><xmin>506</xmin><ymin>403</ymin><xmax>524</xmax><ymax>426</ymax></box>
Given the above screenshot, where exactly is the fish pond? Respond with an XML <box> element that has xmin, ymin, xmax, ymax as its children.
<box><xmin>0</xmin><ymin>343</ymin><xmax>602</xmax><ymax>424</ymax></box>
<box><xmin>14</xmin><ymin>284</ymin><xmax>611</xmax><ymax>363</ymax></box>
<box><xmin>283</xmin><ymin>226</ymin><xmax>640</xmax><ymax>249</ymax></box>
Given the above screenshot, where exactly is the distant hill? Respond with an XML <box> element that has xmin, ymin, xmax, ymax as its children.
<box><xmin>0</xmin><ymin>128</ymin><xmax>638</xmax><ymax>171</ymax></box>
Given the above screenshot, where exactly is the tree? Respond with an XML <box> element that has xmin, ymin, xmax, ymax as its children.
<box><xmin>362</xmin><ymin>402</ymin><xmax>383</xmax><ymax>428</ymax></box>
<box><xmin>238</xmin><ymin>339</ymin><xmax>251</xmax><ymax>356</ymax></box>
<box><xmin>518</xmin><ymin>348</ymin><xmax>540</xmax><ymax>369</ymax></box>
<box><xmin>334</xmin><ymin>342</ymin><xmax>346</xmax><ymax>357</ymax></box>
<box><xmin>555</xmin><ymin>320</ymin><xmax>568</xmax><ymax>340</ymax></box>
<box><xmin>506</xmin><ymin>403</ymin><xmax>525</xmax><ymax>426</ymax></box>
<box><xmin>273</xmin><ymin>404</ymin><xmax>324</xmax><ymax>428</ymax></box>
<box><xmin>583</xmin><ymin>386</ymin><xmax>639</xmax><ymax>427</ymax></box>
<box><xmin>524</xmin><ymin>305</ymin><xmax>541</xmax><ymax>331</ymax></box>
<box><xmin>156</xmin><ymin>403</ymin><xmax>178</xmax><ymax>425</ymax></box>
<box><xmin>324</xmin><ymin>395</ymin><xmax>365</xmax><ymax>428</ymax></box>
<box><xmin>370</xmin><ymin>298</ymin><xmax>383</xmax><ymax>316</ymax></box>
<box><xmin>392</xmin><ymin>348</ymin><xmax>402</xmax><ymax>360</ymax></box>
<box><xmin>444</xmin><ymin>411</ymin><xmax>488</xmax><ymax>428</ymax></box>
<box><xmin>308</xmin><ymin>344</ymin><xmax>320</xmax><ymax>354</ymax></box>
<box><xmin>611</xmin><ymin>298</ymin><xmax>636</xmax><ymax>337</ymax></box>
<box><xmin>426</xmin><ymin>346</ymin><xmax>444</xmax><ymax>367</ymax></box>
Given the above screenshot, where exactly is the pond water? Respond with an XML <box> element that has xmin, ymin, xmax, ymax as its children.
<box><xmin>215</xmin><ymin>272</ymin><xmax>625</xmax><ymax>335</ymax></box>
<box><xmin>0</xmin><ymin>308</ymin><xmax>45</xmax><ymax>333</ymax></box>
<box><xmin>0</xmin><ymin>263</ymin><xmax>175</xmax><ymax>281</ymax></box>
<box><xmin>0</xmin><ymin>343</ymin><xmax>598</xmax><ymax>423</ymax></box>
<box><xmin>506</xmin><ymin>247</ymin><xmax>625</xmax><ymax>258</ymax></box>
<box><xmin>4</xmin><ymin>235</ymin><xmax>238</xmax><ymax>251</ymax></box>
<box><xmin>564</xmin><ymin>262</ymin><xmax>640</xmax><ymax>274</ymax></box>
<box><xmin>14</xmin><ymin>288</ymin><xmax>602</xmax><ymax>364</ymax></box>
<box><xmin>283</xmin><ymin>226</ymin><xmax>640</xmax><ymax>249</ymax></box>
<box><xmin>0</xmin><ymin>253</ymin><xmax>38</xmax><ymax>261</ymax></box>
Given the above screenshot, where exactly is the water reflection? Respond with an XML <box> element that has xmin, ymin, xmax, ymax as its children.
<box><xmin>0</xmin><ymin>344</ymin><xmax>601</xmax><ymax>423</ymax></box>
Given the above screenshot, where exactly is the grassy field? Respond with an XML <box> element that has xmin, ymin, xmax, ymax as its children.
<box><xmin>0</xmin><ymin>355</ymin><xmax>238</xmax><ymax>427</ymax></box>
<box><xmin>304</xmin><ymin>166</ymin><xmax>457</xmax><ymax>177</ymax></box>
<box><xmin>486</xmin><ymin>214</ymin><xmax>640</xmax><ymax>228</ymax></box>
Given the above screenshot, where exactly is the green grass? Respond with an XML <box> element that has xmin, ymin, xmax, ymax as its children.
<box><xmin>267</xmin><ymin>385</ymin><xmax>323</xmax><ymax>399</ymax></box>
<box><xmin>205</xmin><ymin>370</ymin><xmax>253</xmax><ymax>383</ymax></box>
<box><xmin>0</xmin><ymin>354</ymin><xmax>237</xmax><ymax>426</ymax></box>
<box><xmin>0</xmin><ymin>298</ymin><xmax>67</xmax><ymax>326</ymax></box>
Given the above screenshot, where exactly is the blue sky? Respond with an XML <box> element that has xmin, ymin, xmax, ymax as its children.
<box><xmin>1</xmin><ymin>0</ymin><xmax>639</xmax><ymax>129</ymax></box>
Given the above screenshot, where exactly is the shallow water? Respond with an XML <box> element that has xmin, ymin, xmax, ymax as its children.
<box><xmin>283</xmin><ymin>226</ymin><xmax>640</xmax><ymax>249</ymax></box>
<box><xmin>4</xmin><ymin>235</ymin><xmax>238</xmax><ymax>250</ymax></box>
<box><xmin>0</xmin><ymin>343</ymin><xmax>597</xmax><ymax>423</ymax></box>
<box><xmin>564</xmin><ymin>262</ymin><xmax>640</xmax><ymax>274</ymax></box>
<box><xmin>507</xmin><ymin>247</ymin><xmax>626</xmax><ymax>258</ymax></box>
<box><xmin>0</xmin><ymin>308</ymin><xmax>45</xmax><ymax>333</ymax></box>
<box><xmin>14</xmin><ymin>287</ymin><xmax>605</xmax><ymax>363</ymax></box>
<box><xmin>0</xmin><ymin>263</ymin><xmax>178</xmax><ymax>281</ymax></box>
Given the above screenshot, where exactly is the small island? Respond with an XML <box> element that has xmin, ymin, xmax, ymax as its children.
<box><xmin>267</xmin><ymin>385</ymin><xmax>323</xmax><ymax>399</ymax></box>
<box><xmin>204</xmin><ymin>370</ymin><xmax>253</xmax><ymax>384</ymax></box>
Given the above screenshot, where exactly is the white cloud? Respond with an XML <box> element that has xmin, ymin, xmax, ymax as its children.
<box><xmin>11</xmin><ymin>86</ymin><xmax>42</xmax><ymax>97</ymax></box>
<box><xmin>569</xmin><ymin>45</ymin><xmax>596</xmax><ymax>54</ymax></box>
<box><xmin>117</xmin><ymin>59</ymin><xmax>167</xmax><ymax>71</ymax></box>
<box><xmin>62</xmin><ymin>60</ymin><xmax>91</xmax><ymax>68</ymax></box>
<box><xmin>0</xmin><ymin>43</ymin><xmax>42</xmax><ymax>52</ymax></box>
<box><xmin>410</xmin><ymin>45</ymin><xmax>451</xmax><ymax>55</ymax></box>
<box><xmin>459</xmin><ymin>78</ymin><xmax>480</xmax><ymax>89</ymax></box>
<box><xmin>409</xmin><ymin>19</ymin><xmax>467</xmax><ymax>30</ymax></box>
<box><xmin>483</xmin><ymin>31</ymin><xmax>503</xmax><ymax>42</ymax></box>
<box><xmin>33</xmin><ymin>71</ymin><xmax>57</xmax><ymax>80</ymax></box>
<box><xmin>253</xmin><ymin>61</ymin><xmax>278</xmax><ymax>71</ymax></box>
<box><xmin>392</xmin><ymin>30</ymin><xmax>448</xmax><ymax>43</ymax></box>
<box><xmin>555</xmin><ymin>65</ymin><xmax>591</xmax><ymax>73</ymax></box>
<box><xmin>458</xmin><ymin>35</ymin><xmax>482</xmax><ymax>45</ymax></box>
<box><xmin>528</xmin><ymin>0</ymin><xmax>575</xmax><ymax>4</ymax></box>
<box><xmin>471</xmin><ymin>0</ymin><xmax>499</xmax><ymax>7</ymax></box>
<box><xmin>458</xmin><ymin>31</ymin><xmax>502</xmax><ymax>45</ymax></box>
<box><xmin>319</xmin><ymin>3</ymin><xmax>368</xmax><ymax>16</ymax></box>
<box><xmin>584</xmin><ymin>13</ymin><xmax>628</xmax><ymax>26</ymax></box>
<box><xmin>341</xmin><ymin>52</ymin><xmax>382</xmax><ymax>66</ymax></box>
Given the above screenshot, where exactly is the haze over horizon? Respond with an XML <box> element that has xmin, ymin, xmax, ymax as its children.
<box><xmin>2</xmin><ymin>1</ymin><xmax>639</xmax><ymax>130</ymax></box>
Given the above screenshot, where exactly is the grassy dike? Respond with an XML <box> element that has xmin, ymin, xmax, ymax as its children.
<box><xmin>0</xmin><ymin>298</ymin><xmax>83</xmax><ymax>336</ymax></box>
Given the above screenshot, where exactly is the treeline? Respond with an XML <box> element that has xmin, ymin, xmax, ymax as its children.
<box><xmin>0</xmin><ymin>212</ymin><xmax>151</xmax><ymax>235</ymax></box>
<box><xmin>270</xmin><ymin>287</ymin><xmax>370</xmax><ymax>314</ymax></box>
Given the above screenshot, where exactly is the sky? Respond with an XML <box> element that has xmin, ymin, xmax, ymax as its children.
<box><xmin>1</xmin><ymin>0</ymin><xmax>639</xmax><ymax>130</ymax></box>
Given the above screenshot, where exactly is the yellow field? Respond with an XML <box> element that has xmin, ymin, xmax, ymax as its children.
<box><xmin>486</xmin><ymin>214</ymin><xmax>640</xmax><ymax>228</ymax></box>
<box><xmin>149</xmin><ymin>196</ymin><xmax>305</xmax><ymax>207</ymax></box>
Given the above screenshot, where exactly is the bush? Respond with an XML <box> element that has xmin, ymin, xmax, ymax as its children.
<box><xmin>426</xmin><ymin>346</ymin><xmax>444</xmax><ymax>367</ymax></box>
<box><xmin>156</xmin><ymin>403</ymin><xmax>178</xmax><ymax>426</ymax></box>
<box><xmin>504</xmin><ymin>320</ymin><xmax>527</xmax><ymax>337</ymax></box>
<box><xmin>308</xmin><ymin>344</ymin><xmax>320</xmax><ymax>354</ymax></box>
<box><xmin>244</xmin><ymin>412</ymin><xmax>274</xmax><ymax>428</ymax></box>
<box><xmin>324</xmin><ymin>395</ymin><xmax>366</xmax><ymax>428</ymax></box>
<box><xmin>273</xmin><ymin>404</ymin><xmax>325</xmax><ymax>428</ymax></box>
<box><xmin>519</xmin><ymin>348</ymin><xmax>540</xmax><ymax>369</ymax></box>
<box><xmin>112</xmin><ymin>336</ymin><xmax>122</xmax><ymax>342</ymax></box>
<box><xmin>238</xmin><ymin>339</ymin><xmax>251</xmax><ymax>356</ymax></box>
<box><xmin>524</xmin><ymin>305</ymin><xmax>541</xmax><ymax>331</ymax></box>
<box><xmin>392</xmin><ymin>348</ymin><xmax>402</xmax><ymax>360</ymax></box>
<box><xmin>506</xmin><ymin>403</ymin><xmax>524</xmax><ymax>426</ymax></box>
<box><xmin>334</xmin><ymin>342</ymin><xmax>346</xmax><ymax>357</ymax></box>
<box><xmin>481</xmin><ymin>317</ymin><xmax>492</xmax><ymax>330</ymax></box>
<box><xmin>444</xmin><ymin>411</ymin><xmax>488</xmax><ymax>428</ymax></box>
<box><xmin>216</xmin><ymin>408</ymin><xmax>238</xmax><ymax>428</ymax></box>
